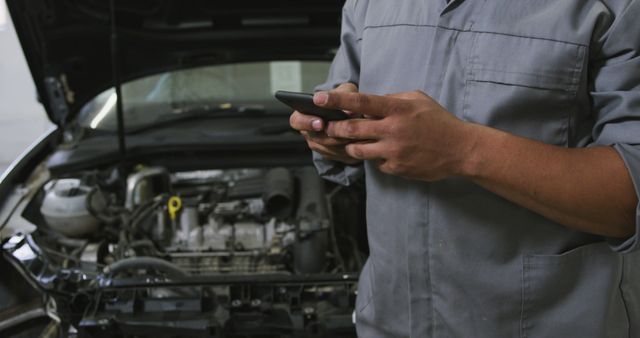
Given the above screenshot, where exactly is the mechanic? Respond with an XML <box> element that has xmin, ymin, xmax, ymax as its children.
<box><xmin>289</xmin><ymin>0</ymin><xmax>640</xmax><ymax>337</ymax></box>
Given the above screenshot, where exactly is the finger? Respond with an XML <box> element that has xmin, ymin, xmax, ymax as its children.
<box><xmin>314</xmin><ymin>91</ymin><xmax>396</xmax><ymax>118</ymax></box>
<box><xmin>333</xmin><ymin>83</ymin><xmax>362</xmax><ymax>117</ymax></box>
<box><xmin>301</xmin><ymin>131</ymin><xmax>351</xmax><ymax>146</ymax></box>
<box><xmin>377</xmin><ymin>160</ymin><xmax>406</xmax><ymax>176</ymax></box>
<box><xmin>344</xmin><ymin>142</ymin><xmax>386</xmax><ymax>161</ymax></box>
<box><xmin>290</xmin><ymin>111</ymin><xmax>324</xmax><ymax>132</ymax></box>
<box><xmin>326</xmin><ymin>119</ymin><xmax>386</xmax><ymax>140</ymax></box>
<box><xmin>343</xmin><ymin>110</ymin><xmax>363</xmax><ymax>118</ymax></box>
<box><xmin>334</xmin><ymin>82</ymin><xmax>358</xmax><ymax>93</ymax></box>
<box><xmin>307</xmin><ymin>141</ymin><xmax>359</xmax><ymax>164</ymax></box>
<box><xmin>385</xmin><ymin>90</ymin><xmax>429</xmax><ymax>100</ymax></box>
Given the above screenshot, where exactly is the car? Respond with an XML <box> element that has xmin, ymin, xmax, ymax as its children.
<box><xmin>0</xmin><ymin>1</ymin><xmax>368</xmax><ymax>337</ymax></box>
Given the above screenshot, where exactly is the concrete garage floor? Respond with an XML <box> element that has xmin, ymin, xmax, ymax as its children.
<box><xmin>0</xmin><ymin>10</ymin><xmax>52</xmax><ymax>175</ymax></box>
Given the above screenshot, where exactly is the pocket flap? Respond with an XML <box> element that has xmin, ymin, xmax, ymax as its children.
<box><xmin>522</xmin><ymin>242</ymin><xmax>626</xmax><ymax>337</ymax></box>
<box><xmin>470</xmin><ymin>33</ymin><xmax>585</xmax><ymax>93</ymax></box>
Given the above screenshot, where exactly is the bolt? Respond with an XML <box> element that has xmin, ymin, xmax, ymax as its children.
<box><xmin>231</xmin><ymin>299</ymin><xmax>242</xmax><ymax>308</ymax></box>
<box><xmin>250</xmin><ymin>299</ymin><xmax>261</xmax><ymax>307</ymax></box>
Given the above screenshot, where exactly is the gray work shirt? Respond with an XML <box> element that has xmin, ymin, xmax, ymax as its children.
<box><xmin>314</xmin><ymin>0</ymin><xmax>640</xmax><ymax>337</ymax></box>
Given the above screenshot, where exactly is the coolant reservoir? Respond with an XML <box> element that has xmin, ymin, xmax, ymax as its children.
<box><xmin>40</xmin><ymin>179</ymin><xmax>100</xmax><ymax>237</ymax></box>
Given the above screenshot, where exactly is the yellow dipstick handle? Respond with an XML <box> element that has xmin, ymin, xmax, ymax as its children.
<box><xmin>167</xmin><ymin>196</ymin><xmax>182</xmax><ymax>221</ymax></box>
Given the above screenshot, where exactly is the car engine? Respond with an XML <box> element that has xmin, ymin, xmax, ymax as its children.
<box><xmin>2</xmin><ymin>164</ymin><xmax>366</xmax><ymax>336</ymax></box>
<box><xmin>35</xmin><ymin>165</ymin><xmax>362</xmax><ymax>277</ymax></box>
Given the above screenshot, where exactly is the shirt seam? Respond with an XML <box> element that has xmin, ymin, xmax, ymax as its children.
<box><xmin>462</xmin><ymin>31</ymin><xmax>479</xmax><ymax>120</ymax></box>
<box><xmin>520</xmin><ymin>255</ymin><xmax>528</xmax><ymax>338</ymax></box>
<box><xmin>466</xmin><ymin>79</ymin><xmax>576</xmax><ymax>94</ymax></box>
<box><xmin>619</xmin><ymin>255</ymin><xmax>632</xmax><ymax>338</ymax></box>
<box><xmin>363</xmin><ymin>23</ymin><xmax>587</xmax><ymax>47</ymax></box>
<box><xmin>426</xmin><ymin>185</ymin><xmax>435</xmax><ymax>338</ymax></box>
<box><xmin>473</xmin><ymin>68</ymin><xmax>576</xmax><ymax>81</ymax></box>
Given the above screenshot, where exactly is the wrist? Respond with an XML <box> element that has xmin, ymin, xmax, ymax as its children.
<box><xmin>454</xmin><ymin>122</ymin><xmax>503</xmax><ymax>179</ymax></box>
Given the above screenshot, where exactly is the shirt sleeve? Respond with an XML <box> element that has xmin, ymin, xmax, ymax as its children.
<box><xmin>312</xmin><ymin>0</ymin><xmax>366</xmax><ymax>186</ymax></box>
<box><xmin>589</xmin><ymin>0</ymin><xmax>640</xmax><ymax>253</ymax></box>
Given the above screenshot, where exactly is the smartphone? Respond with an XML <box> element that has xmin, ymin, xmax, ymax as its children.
<box><xmin>275</xmin><ymin>90</ymin><xmax>350</xmax><ymax>121</ymax></box>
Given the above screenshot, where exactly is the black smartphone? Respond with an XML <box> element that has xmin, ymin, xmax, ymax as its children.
<box><xmin>275</xmin><ymin>90</ymin><xmax>350</xmax><ymax>121</ymax></box>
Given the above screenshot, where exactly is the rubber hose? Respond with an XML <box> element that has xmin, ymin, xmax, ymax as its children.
<box><xmin>106</xmin><ymin>256</ymin><xmax>187</xmax><ymax>278</ymax></box>
<box><xmin>263</xmin><ymin>167</ymin><xmax>294</xmax><ymax>219</ymax></box>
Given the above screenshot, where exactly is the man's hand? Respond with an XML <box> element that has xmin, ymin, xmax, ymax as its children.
<box><xmin>318</xmin><ymin>90</ymin><xmax>474</xmax><ymax>181</ymax></box>
<box><xmin>317</xmin><ymin>89</ymin><xmax>637</xmax><ymax>238</ymax></box>
<box><xmin>289</xmin><ymin>83</ymin><xmax>362</xmax><ymax>165</ymax></box>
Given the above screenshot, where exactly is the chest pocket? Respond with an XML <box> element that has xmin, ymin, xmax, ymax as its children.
<box><xmin>463</xmin><ymin>33</ymin><xmax>586</xmax><ymax>146</ymax></box>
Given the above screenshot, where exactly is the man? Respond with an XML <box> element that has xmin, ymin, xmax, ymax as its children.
<box><xmin>290</xmin><ymin>0</ymin><xmax>640</xmax><ymax>337</ymax></box>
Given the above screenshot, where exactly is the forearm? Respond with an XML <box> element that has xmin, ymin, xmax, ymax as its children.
<box><xmin>314</xmin><ymin>89</ymin><xmax>638</xmax><ymax>237</ymax></box>
<box><xmin>460</xmin><ymin>124</ymin><xmax>638</xmax><ymax>238</ymax></box>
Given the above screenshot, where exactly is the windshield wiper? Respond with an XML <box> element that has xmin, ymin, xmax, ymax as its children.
<box><xmin>123</xmin><ymin>104</ymin><xmax>267</xmax><ymax>135</ymax></box>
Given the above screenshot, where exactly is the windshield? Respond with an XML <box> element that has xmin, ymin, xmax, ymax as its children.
<box><xmin>77</xmin><ymin>61</ymin><xmax>331</xmax><ymax>132</ymax></box>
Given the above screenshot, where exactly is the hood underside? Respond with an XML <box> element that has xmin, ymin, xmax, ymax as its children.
<box><xmin>7</xmin><ymin>0</ymin><xmax>344</xmax><ymax>126</ymax></box>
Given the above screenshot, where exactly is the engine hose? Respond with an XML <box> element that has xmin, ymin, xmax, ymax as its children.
<box><xmin>128</xmin><ymin>239</ymin><xmax>165</xmax><ymax>256</ymax></box>
<box><xmin>293</xmin><ymin>167</ymin><xmax>331</xmax><ymax>274</ymax></box>
<box><xmin>105</xmin><ymin>256</ymin><xmax>187</xmax><ymax>278</ymax></box>
<box><xmin>86</xmin><ymin>188</ymin><xmax>120</xmax><ymax>225</ymax></box>
<box><xmin>130</xmin><ymin>200</ymin><xmax>163</xmax><ymax>233</ymax></box>
<box><xmin>263</xmin><ymin>167</ymin><xmax>294</xmax><ymax>219</ymax></box>
<box><xmin>129</xmin><ymin>198</ymin><xmax>161</xmax><ymax>222</ymax></box>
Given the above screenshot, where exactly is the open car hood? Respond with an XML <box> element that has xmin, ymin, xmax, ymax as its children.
<box><xmin>7</xmin><ymin>0</ymin><xmax>343</xmax><ymax>126</ymax></box>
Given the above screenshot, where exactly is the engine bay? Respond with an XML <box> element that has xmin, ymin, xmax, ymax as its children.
<box><xmin>2</xmin><ymin>165</ymin><xmax>367</xmax><ymax>337</ymax></box>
